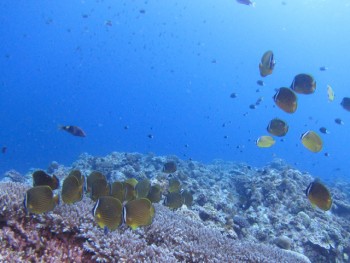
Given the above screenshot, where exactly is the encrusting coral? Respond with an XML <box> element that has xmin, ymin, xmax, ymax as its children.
<box><xmin>0</xmin><ymin>181</ymin><xmax>311</xmax><ymax>263</ymax></box>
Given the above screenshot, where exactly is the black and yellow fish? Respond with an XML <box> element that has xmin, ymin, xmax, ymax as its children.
<box><xmin>163</xmin><ymin>161</ymin><xmax>177</xmax><ymax>174</ymax></box>
<box><xmin>123</xmin><ymin>198</ymin><xmax>155</xmax><ymax>230</ymax></box>
<box><xmin>135</xmin><ymin>179</ymin><xmax>151</xmax><ymax>199</ymax></box>
<box><xmin>256</xmin><ymin>136</ymin><xmax>275</xmax><ymax>148</ymax></box>
<box><xmin>273</xmin><ymin>87</ymin><xmax>297</xmax><ymax>113</ymax></box>
<box><xmin>60</xmin><ymin>125</ymin><xmax>86</xmax><ymax>137</ymax></box>
<box><xmin>164</xmin><ymin>192</ymin><xmax>184</xmax><ymax>209</ymax></box>
<box><xmin>301</xmin><ymin>131</ymin><xmax>323</xmax><ymax>153</ymax></box>
<box><xmin>259</xmin><ymin>50</ymin><xmax>275</xmax><ymax>77</ymax></box>
<box><xmin>110</xmin><ymin>181</ymin><xmax>124</xmax><ymax>202</ymax></box>
<box><xmin>87</xmin><ymin>171</ymin><xmax>106</xmax><ymax>193</ymax></box>
<box><xmin>267</xmin><ymin>118</ymin><xmax>289</xmax><ymax>137</ymax></box>
<box><xmin>91</xmin><ymin>178</ymin><xmax>110</xmax><ymax>201</ymax></box>
<box><xmin>305</xmin><ymin>180</ymin><xmax>332</xmax><ymax>211</ymax></box>
<box><xmin>24</xmin><ymin>186</ymin><xmax>59</xmax><ymax>214</ymax></box>
<box><xmin>92</xmin><ymin>196</ymin><xmax>123</xmax><ymax>232</ymax></box>
<box><xmin>168</xmin><ymin>178</ymin><xmax>181</xmax><ymax>193</ymax></box>
<box><xmin>181</xmin><ymin>190</ymin><xmax>193</xmax><ymax>207</ymax></box>
<box><xmin>147</xmin><ymin>184</ymin><xmax>162</xmax><ymax>203</ymax></box>
<box><xmin>32</xmin><ymin>170</ymin><xmax>59</xmax><ymax>190</ymax></box>
<box><xmin>62</xmin><ymin>175</ymin><xmax>83</xmax><ymax>204</ymax></box>
<box><xmin>290</xmin><ymin>74</ymin><xmax>316</xmax><ymax>94</ymax></box>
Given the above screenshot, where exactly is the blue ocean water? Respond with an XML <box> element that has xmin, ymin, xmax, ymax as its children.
<box><xmin>1</xmin><ymin>0</ymin><xmax>350</xmax><ymax>182</ymax></box>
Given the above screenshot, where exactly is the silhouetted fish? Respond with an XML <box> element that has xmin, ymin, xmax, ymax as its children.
<box><xmin>60</xmin><ymin>125</ymin><xmax>86</xmax><ymax>137</ymax></box>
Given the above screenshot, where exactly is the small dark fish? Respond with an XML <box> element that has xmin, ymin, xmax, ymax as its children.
<box><xmin>305</xmin><ymin>180</ymin><xmax>332</xmax><ymax>211</ymax></box>
<box><xmin>290</xmin><ymin>74</ymin><xmax>316</xmax><ymax>94</ymax></box>
<box><xmin>60</xmin><ymin>125</ymin><xmax>86</xmax><ymax>137</ymax></box>
<box><xmin>324</xmin><ymin>152</ymin><xmax>330</xmax><ymax>157</ymax></box>
<box><xmin>105</xmin><ymin>20</ymin><xmax>112</xmax><ymax>26</ymax></box>
<box><xmin>124</xmin><ymin>125</ymin><xmax>129</xmax><ymax>130</ymax></box>
<box><xmin>249</xmin><ymin>104</ymin><xmax>257</xmax><ymax>109</ymax></box>
<box><xmin>1</xmin><ymin>146</ymin><xmax>7</xmax><ymax>154</ymax></box>
<box><xmin>340</xmin><ymin>97</ymin><xmax>350</xmax><ymax>111</ymax></box>
<box><xmin>163</xmin><ymin>192</ymin><xmax>184</xmax><ymax>209</ymax></box>
<box><xmin>139</xmin><ymin>9</ymin><xmax>146</xmax><ymax>14</ymax></box>
<box><xmin>319</xmin><ymin>66</ymin><xmax>328</xmax><ymax>71</ymax></box>
<box><xmin>257</xmin><ymin>80</ymin><xmax>265</xmax><ymax>86</ymax></box>
<box><xmin>236</xmin><ymin>0</ymin><xmax>255</xmax><ymax>6</ymax></box>
<box><xmin>82</xmin><ymin>14</ymin><xmax>89</xmax><ymax>18</ymax></box>
<box><xmin>335</xmin><ymin>118</ymin><xmax>344</xmax><ymax>125</ymax></box>
<box><xmin>147</xmin><ymin>134</ymin><xmax>154</xmax><ymax>139</ymax></box>
<box><xmin>319</xmin><ymin>127</ymin><xmax>330</xmax><ymax>134</ymax></box>
<box><xmin>230</xmin><ymin>93</ymin><xmax>237</xmax><ymax>98</ymax></box>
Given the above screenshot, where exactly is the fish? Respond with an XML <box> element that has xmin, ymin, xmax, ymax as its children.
<box><xmin>305</xmin><ymin>180</ymin><xmax>332</xmax><ymax>211</ymax></box>
<box><xmin>1</xmin><ymin>146</ymin><xmax>7</xmax><ymax>154</ymax></box>
<box><xmin>230</xmin><ymin>93</ymin><xmax>237</xmax><ymax>98</ymax></box>
<box><xmin>124</xmin><ymin>181</ymin><xmax>136</xmax><ymax>202</ymax></box>
<box><xmin>87</xmin><ymin>171</ymin><xmax>106</xmax><ymax>193</ymax></box>
<box><xmin>92</xmin><ymin>196</ymin><xmax>123</xmax><ymax>232</ymax></box>
<box><xmin>236</xmin><ymin>0</ymin><xmax>255</xmax><ymax>7</ymax></box>
<box><xmin>123</xmin><ymin>198</ymin><xmax>155</xmax><ymax>230</ymax></box>
<box><xmin>340</xmin><ymin>97</ymin><xmax>350</xmax><ymax>111</ymax></box>
<box><xmin>163</xmin><ymin>161</ymin><xmax>177</xmax><ymax>173</ymax></box>
<box><xmin>62</xmin><ymin>175</ymin><xmax>83</xmax><ymax>204</ymax></box>
<box><xmin>319</xmin><ymin>66</ymin><xmax>328</xmax><ymax>71</ymax></box>
<box><xmin>163</xmin><ymin>192</ymin><xmax>184</xmax><ymax>209</ymax></box>
<box><xmin>273</xmin><ymin>87</ymin><xmax>297</xmax><ymax>113</ymax></box>
<box><xmin>91</xmin><ymin>178</ymin><xmax>110</xmax><ymax>201</ymax></box>
<box><xmin>267</xmin><ymin>118</ymin><xmax>289</xmax><ymax>137</ymax></box>
<box><xmin>168</xmin><ymin>178</ymin><xmax>181</xmax><ymax>193</ymax></box>
<box><xmin>69</xmin><ymin>170</ymin><xmax>85</xmax><ymax>186</ymax></box>
<box><xmin>124</xmin><ymin>178</ymin><xmax>138</xmax><ymax>187</ymax></box>
<box><xmin>110</xmin><ymin>181</ymin><xmax>124</xmax><ymax>202</ymax></box>
<box><xmin>32</xmin><ymin>170</ymin><xmax>59</xmax><ymax>190</ymax></box>
<box><xmin>249</xmin><ymin>104</ymin><xmax>257</xmax><ymax>109</ymax></box>
<box><xmin>257</xmin><ymin>80</ymin><xmax>265</xmax><ymax>86</ymax></box>
<box><xmin>24</xmin><ymin>186</ymin><xmax>59</xmax><ymax>214</ymax></box>
<box><xmin>259</xmin><ymin>51</ymin><xmax>275</xmax><ymax>77</ymax></box>
<box><xmin>147</xmin><ymin>184</ymin><xmax>162</xmax><ymax>203</ymax></box>
<box><xmin>59</xmin><ymin>125</ymin><xmax>86</xmax><ymax>137</ymax></box>
<box><xmin>327</xmin><ymin>85</ymin><xmax>334</xmax><ymax>102</ymax></box>
<box><xmin>256</xmin><ymin>136</ymin><xmax>275</xmax><ymax>148</ymax></box>
<box><xmin>319</xmin><ymin>127</ymin><xmax>330</xmax><ymax>134</ymax></box>
<box><xmin>301</xmin><ymin>131</ymin><xmax>323</xmax><ymax>153</ymax></box>
<box><xmin>135</xmin><ymin>179</ymin><xmax>151</xmax><ymax>199</ymax></box>
<box><xmin>290</xmin><ymin>74</ymin><xmax>316</xmax><ymax>94</ymax></box>
<box><xmin>181</xmin><ymin>190</ymin><xmax>193</xmax><ymax>207</ymax></box>
<box><xmin>335</xmin><ymin>118</ymin><xmax>344</xmax><ymax>125</ymax></box>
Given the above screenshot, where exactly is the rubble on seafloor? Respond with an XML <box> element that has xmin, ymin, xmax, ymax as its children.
<box><xmin>1</xmin><ymin>152</ymin><xmax>350</xmax><ymax>262</ymax></box>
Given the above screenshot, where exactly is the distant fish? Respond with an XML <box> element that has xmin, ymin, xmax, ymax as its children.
<box><xmin>319</xmin><ymin>127</ymin><xmax>330</xmax><ymax>134</ymax></box>
<box><xmin>1</xmin><ymin>146</ymin><xmax>7</xmax><ymax>154</ymax></box>
<box><xmin>340</xmin><ymin>97</ymin><xmax>350</xmax><ymax>111</ymax></box>
<box><xmin>164</xmin><ymin>192</ymin><xmax>184</xmax><ymax>209</ymax></box>
<box><xmin>335</xmin><ymin>118</ymin><xmax>344</xmax><ymax>125</ymax></box>
<box><xmin>236</xmin><ymin>0</ymin><xmax>255</xmax><ymax>7</ymax></box>
<box><xmin>327</xmin><ymin>85</ymin><xmax>334</xmax><ymax>102</ymax></box>
<box><xmin>259</xmin><ymin>51</ymin><xmax>275</xmax><ymax>77</ymax></box>
<box><xmin>147</xmin><ymin>184</ymin><xmax>162</xmax><ymax>203</ymax></box>
<box><xmin>230</xmin><ymin>92</ymin><xmax>237</xmax><ymax>98</ymax></box>
<box><xmin>135</xmin><ymin>179</ymin><xmax>151</xmax><ymax>199</ymax></box>
<box><xmin>168</xmin><ymin>178</ymin><xmax>181</xmax><ymax>193</ymax></box>
<box><xmin>319</xmin><ymin>66</ymin><xmax>328</xmax><ymax>71</ymax></box>
<box><xmin>290</xmin><ymin>74</ymin><xmax>316</xmax><ymax>94</ymax></box>
<box><xmin>301</xmin><ymin>131</ymin><xmax>323</xmax><ymax>153</ymax></box>
<box><xmin>24</xmin><ymin>186</ymin><xmax>59</xmax><ymax>214</ymax></box>
<box><xmin>305</xmin><ymin>180</ymin><xmax>332</xmax><ymax>211</ymax></box>
<box><xmin>181</xmin><ymin>190</ymin><xmax>193</xmax><ymax>207</ymax></box>
<box><xmin>60</xmin><ymin>125</ymin><xmax>86</xmax><ymax>137</ymax></box>
<box><xmin>257</xmin><ymin>80</ymin><xmax>265</xmax><ymax>86</ymax></box>
<box><xmin>163</xmin><ymin>161</ymin><xmax>177</xmax><ymax>174</ymax></box>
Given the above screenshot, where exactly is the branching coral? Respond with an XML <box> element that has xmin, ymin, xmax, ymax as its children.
<box><xmin>0</xmin><ymin>182</ymin><xmax>311</xmax><ymax>263</ymax></box>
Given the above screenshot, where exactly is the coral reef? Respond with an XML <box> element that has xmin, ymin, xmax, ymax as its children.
<box><xmin>1</xmin><ymin>152</ymin><xmax>350</xmax><ymax>262</ymax></box>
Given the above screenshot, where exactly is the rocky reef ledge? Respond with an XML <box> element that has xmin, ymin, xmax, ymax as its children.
<box><xmin>1</xmin><ymin>152</ymin><xmax>349</xmax><ymax>263</ymax></box>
